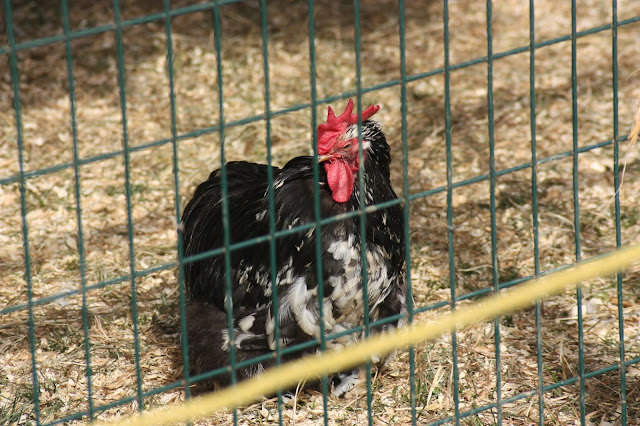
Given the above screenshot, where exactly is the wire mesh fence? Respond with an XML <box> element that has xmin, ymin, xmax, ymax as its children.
<box><xmin>1</xmin><ymin>0</ymin><xmax>640</xmax><ymax>425</ymax></box>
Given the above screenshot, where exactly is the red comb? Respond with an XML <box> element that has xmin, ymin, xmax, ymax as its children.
<box><xmin>317</xmin><ymin>99</ymin><xmax>380</xmax><ymax>154</ymax></box>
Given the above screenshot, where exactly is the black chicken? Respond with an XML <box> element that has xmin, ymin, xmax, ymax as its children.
<box><xmin>182</xmin><ymin>99</ymin><xmax>406</xmax><ymax>395</ymax></box>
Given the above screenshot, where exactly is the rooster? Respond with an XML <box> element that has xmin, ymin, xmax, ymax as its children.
<box><xmin>182</xmin><ymin>99</ymin><xmax>406</xmax><ymax>395</ymax></box>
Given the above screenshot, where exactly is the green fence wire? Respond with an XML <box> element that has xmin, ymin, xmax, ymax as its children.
<box><xmin>2</xmin><ymin>0</ymin><xmax>640</xmax><ymax>425</ymax></box>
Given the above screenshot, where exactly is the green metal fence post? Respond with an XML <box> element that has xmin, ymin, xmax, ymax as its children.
<box><xmin>60</xmin><ymin>0</ymin><xmax>95</xmax><ymax>418</ymax></box>
<box><xmin>569</xmin><ymin>1</ymin><xmax>587</xmax><ymax>423</ymax></box>
<box><xmin>258</xmin><ymin>1</ymin><xmax>286</xmax><ymax>423</ymax></box>
<box><xmin>352</xmin><ymin>2</ymin><xmax>375</xmax><ymax>424</ymax></box>
<box><xmin>112</xmin><ymin>0</ymin><xmax>145</xmax><ymax>411</ymax></box>
<box><xmin>162</xmin><ymin>0</ymin><xmax>193</xmax><ymax>402</ymax></box>
<box><xmin>611</xmin><ymin>0</ymin><xmax>628</xmax><ymax>423</ymax></box>
<box><xmin>485</xmin><ymin>1</ymin><xmax>504</xmax><ymax>423</ymax></box>
<box><xmin>442</xmin><ymin>1</ymin><xmax>461</xmax><ymax>424</ymax></box>
<box><xmin>210</xmin><ymin>2</ymin><xmax>240</xmax><ymax>424</ymax></box>
<box><xmin>306</xmin><ymin>1</ymin><xmax>331</xmax><ymax>424</ymax></box>
<box><xmin>397</xmin><ymin>0</ymin><xmax>417</xmax><ymax>424</ymax></box>
<box><xmin>4</xmin><ymin>0</ymin><xmax>41</xmax><ymax>422</ymax></box>
<box><xmin>528</xmin><ymin>1</ymin><xmax>545</xmax><ymax>424</ymax></box>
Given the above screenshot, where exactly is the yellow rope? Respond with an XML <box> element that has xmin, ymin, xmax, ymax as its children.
<box><xmin>104</xmin><ymin>243</ymin><xmax>640</xmax><ymax>426</ymax></box>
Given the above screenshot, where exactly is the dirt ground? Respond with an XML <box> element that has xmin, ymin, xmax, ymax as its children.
<box><xmin>1</xmin><ymin>0</ymin><xmax>640</xmax><ymax>424</ymax></box>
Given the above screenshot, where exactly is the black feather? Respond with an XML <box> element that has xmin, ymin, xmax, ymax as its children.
<box><xmin>182</xmin><ymin>120</ymin><xmax>406</xmax><ymax>395</ymax></box>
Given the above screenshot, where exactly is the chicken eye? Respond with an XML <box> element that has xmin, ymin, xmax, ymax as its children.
<box><xmin>343</xmin><ymin>143</ymin><xmax>351</xmax><ymax>150</ymax></box>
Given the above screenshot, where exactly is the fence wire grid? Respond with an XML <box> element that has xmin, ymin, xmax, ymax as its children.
<box><xmin>1</xmin><ymin>0</ymin><xmax>640</xmax><ymax>425</ymax></box>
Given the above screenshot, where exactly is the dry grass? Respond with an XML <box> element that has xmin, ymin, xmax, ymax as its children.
<box><xmin>1</xmin><ymin>0</ymin><xmax>640</xmax><ymax>424</ymax></box>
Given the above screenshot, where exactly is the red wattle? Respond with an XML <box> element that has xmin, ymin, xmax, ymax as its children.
<box><xmin>325</xmin><ymin>160</ymin><xmax>353</xmax><ymax>203</ymax></box>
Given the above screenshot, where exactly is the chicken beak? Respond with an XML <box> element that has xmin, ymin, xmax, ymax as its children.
<box><xmin>317</xmin><ymin>154</ymin><xmax>333</xmax><ymax>162</ymax></box>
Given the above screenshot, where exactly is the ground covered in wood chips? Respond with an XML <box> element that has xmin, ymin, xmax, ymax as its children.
<box><xmin>1</xmin><ymin>0</ymin><xmax>640</xmax><ymax>424</ymax></box>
